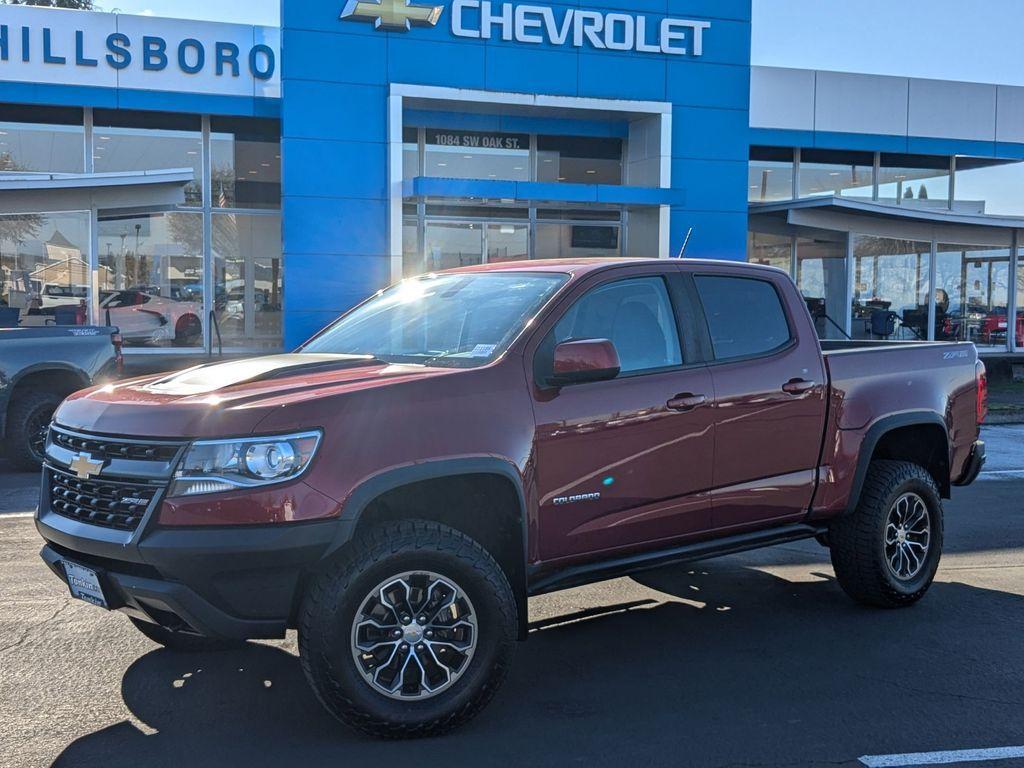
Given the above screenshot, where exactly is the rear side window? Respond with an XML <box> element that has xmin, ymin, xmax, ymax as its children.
<box><xmin>694</xmin><ymin>275</ymin><xmax>791</xmax><ymax>360</ymax></box>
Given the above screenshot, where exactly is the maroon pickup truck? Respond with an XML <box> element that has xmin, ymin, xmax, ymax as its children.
<box><xmin>36</xmin><ymin>259</ymin><xmax>986</xmax><ymax>738</ymax></box>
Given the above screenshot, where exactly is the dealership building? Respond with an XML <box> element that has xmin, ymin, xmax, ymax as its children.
<box><xmin>1</xmin><ymin>1</ymin><xmax>1023</xmax><ymax>356</ymax></box>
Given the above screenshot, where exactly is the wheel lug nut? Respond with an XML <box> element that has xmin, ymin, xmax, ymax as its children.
<box><xmin>401</xmin><ymin>616</ymin><xmax>411</xmax><ymax>624</ymax></box>
<box><xmin>425</xmin><ymin>630</ymin><xmax>434</xmax><ymax>638</ymax></box>
<box><xmin>392</xmin><ymin>629</ymin><xmax>401</xmax><ymax>637</ymax></box>
<box><xmin>418</xmin><ymin>616</ymin><xmax>426</xmax><ymax>623</ymax></box>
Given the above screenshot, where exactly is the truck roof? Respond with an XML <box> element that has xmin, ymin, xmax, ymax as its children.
<box><xmin>445</xmin><ymin>257</ymin><xmax>785</xmax><ymax>277</ymax></box>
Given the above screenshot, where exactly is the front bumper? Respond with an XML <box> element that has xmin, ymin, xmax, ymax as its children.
<box><xmin>954</xmin><ymin>440</ymin><xmax>986</xmax><ymax>487</ymax></box>
<box><xmin>38</xmin><ymin>512</ymin><xmax>352</xmax><ymax>639</ymax></box>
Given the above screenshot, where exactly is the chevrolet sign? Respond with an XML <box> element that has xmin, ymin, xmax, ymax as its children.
<box><xmin>340</xmin><ymin>0</ymin><xmax>710</xmax><ymax>57</ymax></box>
<box><xmin>451</xmin><ymin>0</ymin><xmax>710</xmax><ymax>55</ymax></box>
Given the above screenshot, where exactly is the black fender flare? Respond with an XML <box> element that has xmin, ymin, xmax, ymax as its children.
<box><xmin>1</xmin><ymin>363</ymin><xmax>91</xmax><ymax>437</ymax></box>
<box><xmin>324</xmin><ymin>457</ymin><xmax>531</xmax><ymax>639</ymax></box>
<box><xmin>845</xmin><ymin>410</ymin><xmax>950</xmax><ymax>515</ymax></box>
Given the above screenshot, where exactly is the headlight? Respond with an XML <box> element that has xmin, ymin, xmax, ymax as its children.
<box><xmin>169</xmin><ymin>431</ymin><xmax>322</xmax><ymax>497</ymax></box>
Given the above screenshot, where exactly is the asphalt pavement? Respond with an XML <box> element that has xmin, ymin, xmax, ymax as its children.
<box><xmin>1</xmin><ymin>427</ymin><xmax>1023</xmax><ymax>768</ymax></box>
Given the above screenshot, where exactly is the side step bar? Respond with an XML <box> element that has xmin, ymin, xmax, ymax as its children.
<box><xmin>528</xmin><ymin>523</ymin><xmax>826</xmax><ymax>596</ymax></box>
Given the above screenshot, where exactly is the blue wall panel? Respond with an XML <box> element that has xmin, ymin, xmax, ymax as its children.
<box><xmin>281</xmin><ymin>0</ymin><xmax>753</xmax><ymax>343</ymax></box>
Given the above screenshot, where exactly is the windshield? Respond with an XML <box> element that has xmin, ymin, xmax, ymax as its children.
<box><xmin>301</xmin><ymin>272</ymin><xmax>568</xmax><ymax>367</ymax></box>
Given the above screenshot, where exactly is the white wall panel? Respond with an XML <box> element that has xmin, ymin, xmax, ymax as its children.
<box><xmin>814</xmin><ymin>71</ymin><xmax>908</xmax><ymax>136</ymax></box>
<box><xmin>908</xmin><ymin>78</ymin><xmax>997</xmax><ymax>141</ymax></box>
<box><xmin>749</xmin><ymin>66</ymin><xmax>814</xmax><ymax>131</ymax></box>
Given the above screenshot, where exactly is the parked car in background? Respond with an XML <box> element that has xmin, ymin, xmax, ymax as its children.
<box><xmin>100</xmin><ymin>290</ymin><xmax>203</xmax><ymax>347</ymax></box>
<box><xmin>37</xmin><ymin>259</ymin><xmax>985</xmax><ymax>737</ymax></box>
<box><xmin>0</xmin><ymin>326</ymin><xmax>122</xmax><ymax>470</ymax></box>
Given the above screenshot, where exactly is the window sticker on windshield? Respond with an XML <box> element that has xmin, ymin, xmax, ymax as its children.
<box><xmin>470</xmin><ymin>344</ymin><xmax>497</xmax><ymax>357</ymax></box>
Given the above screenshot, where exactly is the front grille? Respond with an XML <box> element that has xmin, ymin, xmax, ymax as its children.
<box><xmin>50</xmin><ymin>427</ymin><xmax>183</xmax><ymax>463</ymax></box>
<box><xmin>48</xmin><ymin>468</ymin><xmax>163</xmax><ymax>532</ymax></box>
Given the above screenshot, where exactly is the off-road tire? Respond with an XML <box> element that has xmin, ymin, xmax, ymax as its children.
<box><xmin>829</xmin><ymin>460</ymin><xmax>944</xmax><ymax>607</ymax></box>
<box><xmin>7</xmin><ymin>390</ymin><xmax>63</xmax><ymax>471</ymax></box>
<box><xmin>129</xmin><ymin>617</ymin><xmax>247</xmax><ymax>652</ymax></box>
<box><xmin>298</xmin><ymin>520</ymin><xmax>517</xmax><ymax>739</ymax></box>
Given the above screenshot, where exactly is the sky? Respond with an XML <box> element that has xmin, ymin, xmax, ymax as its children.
<box><xmin>100</xmin><ymin>0</ymin><xmax>1024</xmax><ymax>87</ymax></box>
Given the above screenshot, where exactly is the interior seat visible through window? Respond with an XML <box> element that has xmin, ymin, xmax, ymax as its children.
<box><xmin>546</xmin><ymin>276</ymin><xmax>682</xmax><ymax>376</ymax></box>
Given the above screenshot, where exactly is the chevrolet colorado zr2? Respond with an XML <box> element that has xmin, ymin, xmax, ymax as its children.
<box><xmin>36</xmin><ymin>258</ymin><xmax>986</xmax><ymax>738</ymax></box>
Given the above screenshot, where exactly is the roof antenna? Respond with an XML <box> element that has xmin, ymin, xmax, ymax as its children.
<box><xmin>675</xmin><ymin>227</ymin><xmax>693</xmax><ymax>259</ymax></box>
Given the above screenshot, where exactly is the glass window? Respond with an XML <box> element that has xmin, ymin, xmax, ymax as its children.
<box><xmin>213</xmin><ymin>214</ymin><xmax>282</xmax><ymax>349</ymax></box>
<box><xmin>1016</xmin><ymin>247</ymin><xmax>1024</xmax><ymax>351</ymax></box>
<box><xmin>210</xmin><ymin>117</ymin><xmax>281</xmax><ymax>210</ymax></box>
<box><xmin>0</xmin><ymin>211</ymin><xmax>90</xmax><ymax>326</ymax></box>
<box><xmin>98</xmin><ymin>212</ymin><xmax>204</xmax><ymax>348</ymax></box>
<box><xmin>953</xmin><ymin>157</ymin><xmax>1024</xmax><ymax>217</ymax></box>
<box><xmin>402</xmin><ymin>216</ymin><xmax>420</xmax><ymax>278</ymax></box>
<box><xmin>424</xmin><ymin>128</ymin><xmax>529</xmax><ymax>181</ymax></box>
<box><xmin>302</xmin><ymin>272</ymin><xmax>568</xmax><ymax>367</ymax></box>
<box><xmin>749</xmin><ymin>146</ymin><xmax>794</xmax><ymax>202</ymax></box>
<box><xmin>747</xmin><ymin>231</ymin><xmax>792</xmax><ymax>271</ymax></box>
<box><xmin>936</xmin><ymin>243</ymin><xmax>1011</xmax><ymax>352</ymax></box>
<box><xmin>878</xmin><ymin>154</ymin><xmax>950</xmax><ymax>208</ymax></box>
<box><xmin>0</xmin><ymin>106</ymin><xmax>84</xmax><ymax>175</ymax></box>
<box><xmin>799</xmin><ymin>149</ymin><xmax>874</xmax><ymax>200</ymax></box>
<box><xmin>536</xmin><ymin>223</ymin><xmax>620</xmax><ymax>259</ymax></box>
<box><xmin>486</xmin><ymin>223</ymin><xmax>529</xmax><ymax>263</ymax></box>
<box><xmin>695</xmin><ymin>275</ymin><xmax>791</xmax><ymax>360</ymax></box>
<box><xmin>403</xmin><ymin>126</ymin><xmax>419</xmax><ymax>181</ymax></box>
<box><xmin>551</xmin><ymin>276</ymin><xmax>682</xmax><ymax>374</ymax></box>
<box><xmin>422</xmin><ymin>221</ymin><xmax>483</xmax><ymax>272</ymax></box>
<box><xmin>796</xmin><ymin>235</ymin><xmax>848</xmax><ymax>340</ymax></box>
<box><xmin>93</xmin><ymin>110</ymin><xmax>203</xmax><ymax>207</ymax></box>
<box><xmin>536</xmin><ymin>135</ymin><xmax>622</xmax><ymax>184</ymax></box>
<box><xmin>850</xmin><ymin>236</ymin><xmax>931</xmax><ymax>341</ymax></box>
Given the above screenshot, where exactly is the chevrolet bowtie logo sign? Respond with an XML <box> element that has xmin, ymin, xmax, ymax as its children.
<box><xmin>68</xmin><ymin>452</ymin><xmax>105</xmax><ymax>481</ymax></box>
<box><xmin>340</xmin><ymin>0</ymin><xmax>444</xmax><ymax>31</ymax></box>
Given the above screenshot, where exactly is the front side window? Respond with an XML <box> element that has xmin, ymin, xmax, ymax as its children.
<box><xmin>695</xmin><ymin>275</ymin><xmax>791</xmax><ymax>360</ymax></box>
<box><xmin>547</xmin><ymin>276</ymin><xmax>683</xmax><ymax>376</ymax></box>
<box><xmin>301</xmin><ymin>272</ymin><xmax>567</xmax><ymax>367</ymax></box>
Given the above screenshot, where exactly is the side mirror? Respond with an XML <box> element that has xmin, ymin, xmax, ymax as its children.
<box><xmin>549</xmin><ymin>339</ymin><xmax>621</xmax><ymax>387</ymax></box>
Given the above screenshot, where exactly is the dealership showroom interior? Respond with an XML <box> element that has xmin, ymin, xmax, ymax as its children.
<box><xmin>0</xmin><ymin>0</ymin><xmax>1022</xmax><ymax>362</ymax></box>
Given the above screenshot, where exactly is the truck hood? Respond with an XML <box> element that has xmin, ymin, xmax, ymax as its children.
<box><xmin>55</xmin><ymin>353</ymin><xmax>461</xmax><ymax>438</ymax></box>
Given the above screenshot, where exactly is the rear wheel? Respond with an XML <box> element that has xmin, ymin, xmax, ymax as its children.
<box><xmin>7</xmin><ymin>390</ymin><xmax>63</xmax><ymax>471</ymax></box>
<box><xmin>129</xmin><ymin>618</ymin><xmax>246</xmax><ymax>653</ymax></box>
<box><xmin>829</xmin><ymin>460</ymin><xmax>943</xmax><ymax>607</ymax></box>
<box><xmin>299</xmin><ymin>520</ymin><xmax>517</xmax><ymax>739</ymax></box>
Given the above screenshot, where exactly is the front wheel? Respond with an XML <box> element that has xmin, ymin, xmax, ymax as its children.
<box><xmin>829</xmin><ymin>460</ymin><xmax>944</xmax><ymax>607</ymax></box>
<box><xmin>298</xmin><ymin>520</ymin><xmax>517</xmax><ymax>739</ymax></box>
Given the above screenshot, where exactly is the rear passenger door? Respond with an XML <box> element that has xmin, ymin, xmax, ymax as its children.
<box><xmin>689</xmin><ymin>267</ymin><xmax>827</xmax><ymax>532</ymax></box>
<box><xmin>530</xmin><ymin>266</ymin><xmax>716</xmax><ymax>563</ymax></box>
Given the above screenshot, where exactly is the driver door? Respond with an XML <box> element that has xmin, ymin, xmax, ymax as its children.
<box><xmin>529</xmin><ymin>266</ymin><xmax>715</xmax><ymax>564</ymax></box>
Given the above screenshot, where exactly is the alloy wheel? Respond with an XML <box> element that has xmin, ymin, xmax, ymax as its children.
<box><xmin>350</xmin><ymin>570</ymin><xmax>478</xmax><ymax>700</ymax></box>
<box><xmin>884</xmin><ymin>492</ymin><xmax>931</xmax><ymax>580</ymax></box>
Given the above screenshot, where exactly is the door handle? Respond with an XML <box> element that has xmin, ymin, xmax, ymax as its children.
<box><xmin>782</xmin><ymin>378</ymin><xmax>817</xmax><ymax>395</ymax></box>
<box><xmin>667</xmin><ymin>393</ymin><xmax>707</xmax><ymax>412</ymax></box>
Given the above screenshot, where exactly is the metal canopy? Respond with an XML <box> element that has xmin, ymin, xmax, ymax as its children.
<box><xmin>750</xmin><ymin>196</ymin><xmax>1024</xmax><ymax>230</ymax></box>
<box><xmin>0</xmin><ymin>168</ymin><xmax>193</xmax><ymax>215</ymax></box>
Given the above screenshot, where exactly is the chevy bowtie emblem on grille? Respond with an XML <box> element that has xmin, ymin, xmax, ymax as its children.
<box><xmin>68</xmin><ymin>452</ymin><xmax>105</xmax><ymax>480</ymax></box>
<box><xmin>340</xmin><ymin>0</ymin><xmax>444</xmax><ymax>31</ymax></box>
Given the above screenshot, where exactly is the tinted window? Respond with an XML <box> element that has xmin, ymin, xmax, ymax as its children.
<box><xmin>695</xmin><ymin>276</ymin><xmax>791</xmax><ymax>360</ymax></box>
<box><xmin>548</xmin><ymin>276</ymin><xmax>682</xmax><ymax>375</ymax></box>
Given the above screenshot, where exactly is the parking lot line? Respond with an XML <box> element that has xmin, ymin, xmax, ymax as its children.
<box><xmin>860</xmin><ymin>745</ymin><xmax>1024</xmax><ymax>766</ymax></box>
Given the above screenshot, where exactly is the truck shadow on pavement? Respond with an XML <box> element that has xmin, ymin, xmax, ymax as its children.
<box><xmin>51</xmin><ymin>564</ymin><xmax>1024</xmax><ymax>768</ymax></box>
